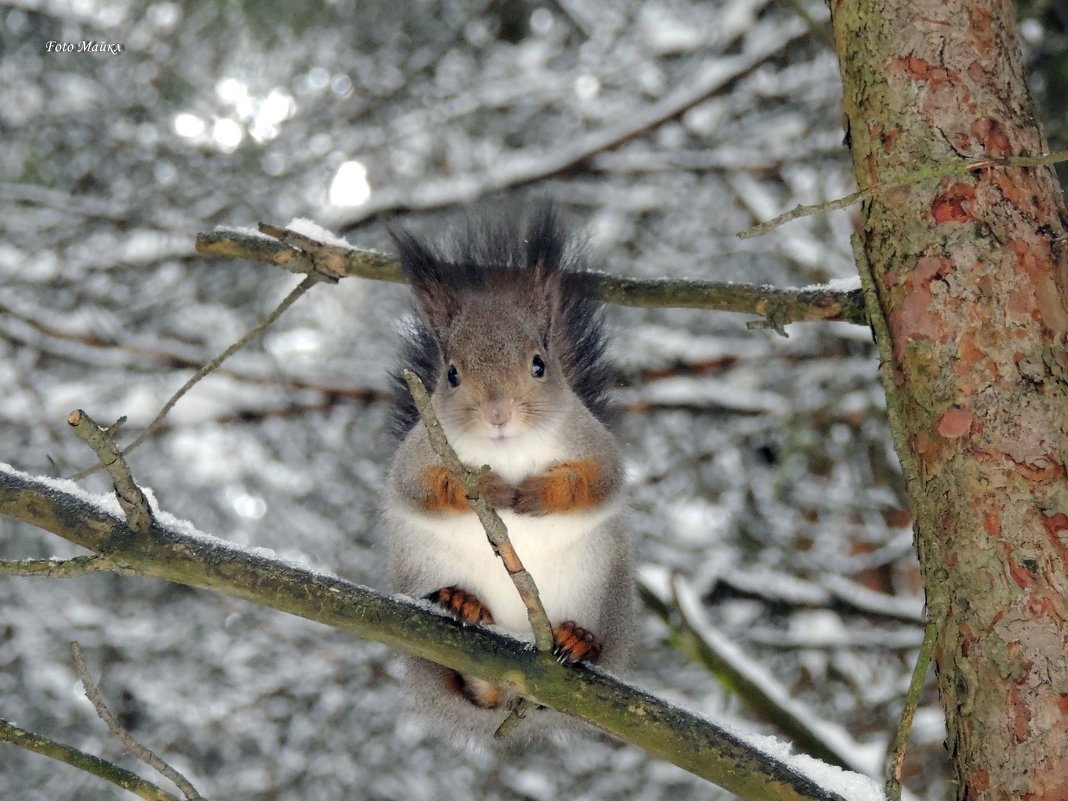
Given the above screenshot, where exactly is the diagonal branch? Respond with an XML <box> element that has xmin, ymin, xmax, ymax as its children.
<box><xmin>402</xmin><ymin>370</ymin><xmax>554</xmax><ymax>650</ymax></box>
<box><xmin>0</xmin><ymin>463</ymin><xmax>856</xmax><ymax>801</ymax></box>
<box><xmin>737</xmin><ymin>150</ymin><xmax>1068</xmax><ymax>240</ymax></box>
<box><xmin>70</xmin><ymin>275</ymin><xmax>319</xmax><ymax>480</ymax></box>
<box><xmin>70</xmin><ymin>642</ymin><xmax>207</xmax><ymax>801</ymax></box>
<box><xmin>402</xmin><ymin>369</ymin><xmax>552</xmax><ymax>737</ymax></box>
<box><xmin>0</xmin><ymin>718</ymin><xmax>181</xmax><ymax>801</ymax></box>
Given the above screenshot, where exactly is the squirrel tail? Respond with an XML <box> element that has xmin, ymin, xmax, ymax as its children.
<box><xmin>387</xmin><ymin>202</ymin><xmax>614</xmax><ymax>440</ymax></box>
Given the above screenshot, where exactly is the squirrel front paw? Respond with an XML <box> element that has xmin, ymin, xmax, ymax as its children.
<box><xmin>425</xmin><ymin>586</ymin><xmax>494</xmax><ymax>625</ymax></box>
<box><xmin>479</xmin><ymin>470</ymin><xmax>517</xmax><ymax>509</ymax></box>
<box><xmin>514</xmin><ymin>458</ymin><xmax>605</xmax><ymax>516</ymax></box>
<box><xmin>513</xmin><ymin>472</ymin><xmax>551</xmax><ymax>516</ymax></box>
<box><xmin>552</xmin><ymin>620</ymin><xmax>602</xmax><ymax>664</ymax></box>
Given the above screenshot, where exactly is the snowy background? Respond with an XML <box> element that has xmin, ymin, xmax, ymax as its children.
<box><xmin>2</xmin><ymin>1</ymin><xmax>1065</xmax><ymax>799</ymax></box>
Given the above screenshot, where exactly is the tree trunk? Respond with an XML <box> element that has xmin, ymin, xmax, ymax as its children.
<box><xmin>831</xmin><ymin>1</ymin><xmax>1068</xmax><ymax>798</ymax></box>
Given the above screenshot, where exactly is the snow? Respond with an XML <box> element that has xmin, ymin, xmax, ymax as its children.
<box><xmin>818</xmin><ymin>574</ymin><xmax>924</xmax><ymax>623</ymax></box>
<box><xmin>284</xmin><ymin>218</ymin><xmax>353</xmax><ymax>249</ymax></box>
<box><xmin>738</xmin><ymin>730</ymin><xmax>887</xmax><ymax>801</ymax></box>
<box><xmin>0</xmin><ymin>461</ymin><xmax>126</xmax><ymax>524</ymax></box>
<box><xmin>670</xmin><ymin>575</ymin><xmax>887</xmax><ymax>777</ymax></box>
<box><xmin>625</xmin><ymin>374</ymin><xmax>788</xmax><ymax>414</ymax></box>
<box><xmin>812</xmin><ymin>275</ymin><xmax>862</xmax><ymax>292</ymax></box>
<box><xmin>212</xmin><ymin>224</ymin><xmax>275</xmax><ymax>240</ymax></box>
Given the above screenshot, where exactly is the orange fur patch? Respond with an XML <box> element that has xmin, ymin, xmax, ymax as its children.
<box><xmin>536</xmin><ymin>458</ymin><xmax>604</xmax><ymax>512</ymax></box>
<box><xmin>420</xmin><ymin>465</ymin><xmax>471</xmax><ymax>512</ymax></box>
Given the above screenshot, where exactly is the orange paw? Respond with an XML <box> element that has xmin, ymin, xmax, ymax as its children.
<box><xmin>552</xmin><ymin>620</ymin><xmax>602</xmax><ymax>664</ymax></box>
<box><xmin>420</xmin><ymin>466</ymin><xmax>470</xmax><ymax>512</ymax></box>
<box><xmin>426</xmin><ymin>586</ymin><xmax>494</xmax><ymax>625</ymax></box>
<box><xmin>514</xmin><ymin>459</ymin><xmax>604</xmax><ymax>516</ymax></box>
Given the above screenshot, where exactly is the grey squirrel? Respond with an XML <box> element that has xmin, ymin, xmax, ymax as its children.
<box><xmin>383</xmin><ymin>204</ymin><xmax>633</xmax><ymax>745</ymax></box>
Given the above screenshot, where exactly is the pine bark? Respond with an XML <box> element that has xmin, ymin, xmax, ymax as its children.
<box><xmin>831</xmin><ymin>1</ymin><xmax>1068</xmax><ymax>798</ymax></box>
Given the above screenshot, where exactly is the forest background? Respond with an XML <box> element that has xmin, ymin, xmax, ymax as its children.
<box><xmin>3</xmin><ymin>1</ymin><xmax>1068</xmax><ymax>799</ymax></box>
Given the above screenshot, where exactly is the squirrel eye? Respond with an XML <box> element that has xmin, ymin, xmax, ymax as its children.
<box><xmin>531</xmin><ymin>354</ymin><xmax>546</xmax><ymax>379</ymax></box>
<box><xmin>446</xmin><ymin>364</ymin><xmax>461</xmax><ymax>387</ymax></box>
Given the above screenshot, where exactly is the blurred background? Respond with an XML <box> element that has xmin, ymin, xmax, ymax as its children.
<box><xmin>2</xmin><ymin>1</ymin><xmax>1066</xmax><ymax>799</ymax></box>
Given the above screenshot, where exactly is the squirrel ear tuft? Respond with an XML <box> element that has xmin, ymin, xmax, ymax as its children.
<box><xmin>524</xmin><ymin>202</ymin><xmax>565</xmax><ymax>275</ymax></box>
<box><xmin>522</xmin><ymin>201</ymin><xmax>565</xmax><ymax>343</ymax></box>
<box><xmin>533</xmin><ymin>265</ymin><xmax>562</xmax><ymax>346</ymax></box>
<box><xmin>391</xmin><ymin>227</ymin><xmax>464</xmax><ymax>337</ymax></box>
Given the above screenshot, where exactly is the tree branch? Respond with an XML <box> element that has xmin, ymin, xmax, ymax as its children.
<box><xmin>0</xmin><ymin>718</ymin><xmax>181</xmax><ymax>801</ymax></box>
<box><xmin>196</xmin><ymin>227</ymin><xmax>867</xmax><ymax>330</ymax></box>
<box><xmin>0</xmin><ymin>463</ymin><xmax>856</xmax><ymax>801</ymax></box>
<box><xmin>70</xmin><ymin>642</ymin><xmax>207</xmax><ymax>801</ymax></box>
<box><xmin>0</xmin><ymin>554</ymin><xmax>131</xmax><ymax>577</ymax></box>
<box><xmin>67</xmin><ymin>410</ymin><xmax>152</xmax><ymax>532</ymax></box>
<box><xmin>70</xmin><ymin>275</ymin><xmax>319</xmax><ymax>480</ymax></box>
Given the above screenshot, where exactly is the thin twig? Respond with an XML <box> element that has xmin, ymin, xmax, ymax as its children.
<box><xmin>401</xmin><ymin>370</ymin><xmax>554</xmax><ymax>650</ymax></box>
<box><xmin>68</xmin><ymin>410</ymin><xmax>152</xmax><ymax>532</ymax></box>
<box><xmin>70</xmin><ymin>643</ymin><xmax>208</xmax><ymax>801</ymax></box>
<box><xmin>852</xmin><ymin>232</ymin><xmax>947</xmax><ymax>801</ymax></box>
<box><xmin>884</xmin><ymin>618</ymin><xmax>939</xmax><ymax>801</ymax></box>
<box><xmin>737</xmin><ymin>149</ymin><xmax>1068</xmax><ymax>239</ymax></box>
<box><xmin>71</xmin><ymin>275</ymin><xmax>318</xmax><ymax>480</ymax></box>
<box><xmin>493</xmin><ymin>699</ymin><xmax>533</xmax><ymax>740</ymax></box>
<box><xmin>0</xmin><ymin>555</ymin><xmax>132</xmax><ymax>577</ymax></box>
<box><xmin>0</xmin><ymin>718</ymin><xmax>181</xmax><ymax>801</ymax></box>
<box><xmin>402</xmin><ymin>370</ymin><xmax>554</xmax><ymax>740</ymax></box>
<box><xmin>737</xmin><ymin>188</ymin><xmax>868</xmax><ymax>240</ymax></box>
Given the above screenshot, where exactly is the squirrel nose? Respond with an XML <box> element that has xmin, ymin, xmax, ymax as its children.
<box><xmin>485</xmin><ymin>398</ymin><xmax>513</xmax><ymax>427</ymax></box>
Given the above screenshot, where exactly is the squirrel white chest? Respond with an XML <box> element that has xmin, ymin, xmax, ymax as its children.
<box><xmin>395</xmin><ymin>502</ymin><xmax>616</xmax><ymax>635</ymax></box>
<box><xmin>392</xmin><ymin>430</ymin><xmax>619</xmax><ymax>634</ymax></box>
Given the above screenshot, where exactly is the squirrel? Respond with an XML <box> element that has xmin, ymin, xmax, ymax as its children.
<box><xmin>383</xmin><ymin>203</ymin><xmax>633</xmax><ymax>746</ymax></box>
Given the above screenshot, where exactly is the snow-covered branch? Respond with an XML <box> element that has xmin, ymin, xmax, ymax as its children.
<box><xmin>0</xmin><ymin>462</ymin><xmax>873</xmax><ymax>801</ymax></box>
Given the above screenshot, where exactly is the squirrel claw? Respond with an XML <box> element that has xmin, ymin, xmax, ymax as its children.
<box><xmin>551</xmin><ymin>620</ymin><xmax>602</xmax><ymax>664</ymax></box>
<box><xmin>425</xmin><ymin>586</ymin><xmax>494</xmax><ymax>625</ymax></box>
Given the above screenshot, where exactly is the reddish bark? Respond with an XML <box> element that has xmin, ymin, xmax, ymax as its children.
<box><xmin>832</xmin><ymin>1</ymin><xmax>1068</xmax><ymax>798</ymax></box>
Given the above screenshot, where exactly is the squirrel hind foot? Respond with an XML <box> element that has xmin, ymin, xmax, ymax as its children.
<box><xmin>552</xmin><ymin>621</ymin><xmax>602</xmax><ymax>664</ymax></box>
<box><xmin>425</xmin><ymin>586</ymin><xmax>495</xmax><ymax>625</ymax></box>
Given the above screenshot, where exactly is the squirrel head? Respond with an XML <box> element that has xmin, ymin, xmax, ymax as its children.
<box><xmin>388</xmin><ymin>203</ymin><xmax>614</xmax><ymax>443</ymax></box>
<box><xmin>396</xmin><ymin>219</ymin><xmax>571</xmax><ymax>445</ymax></box>
<box><xmin>426</xmin><ymin>276</ymin><xmax>572</xmax><ymax>443</ymax></box>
